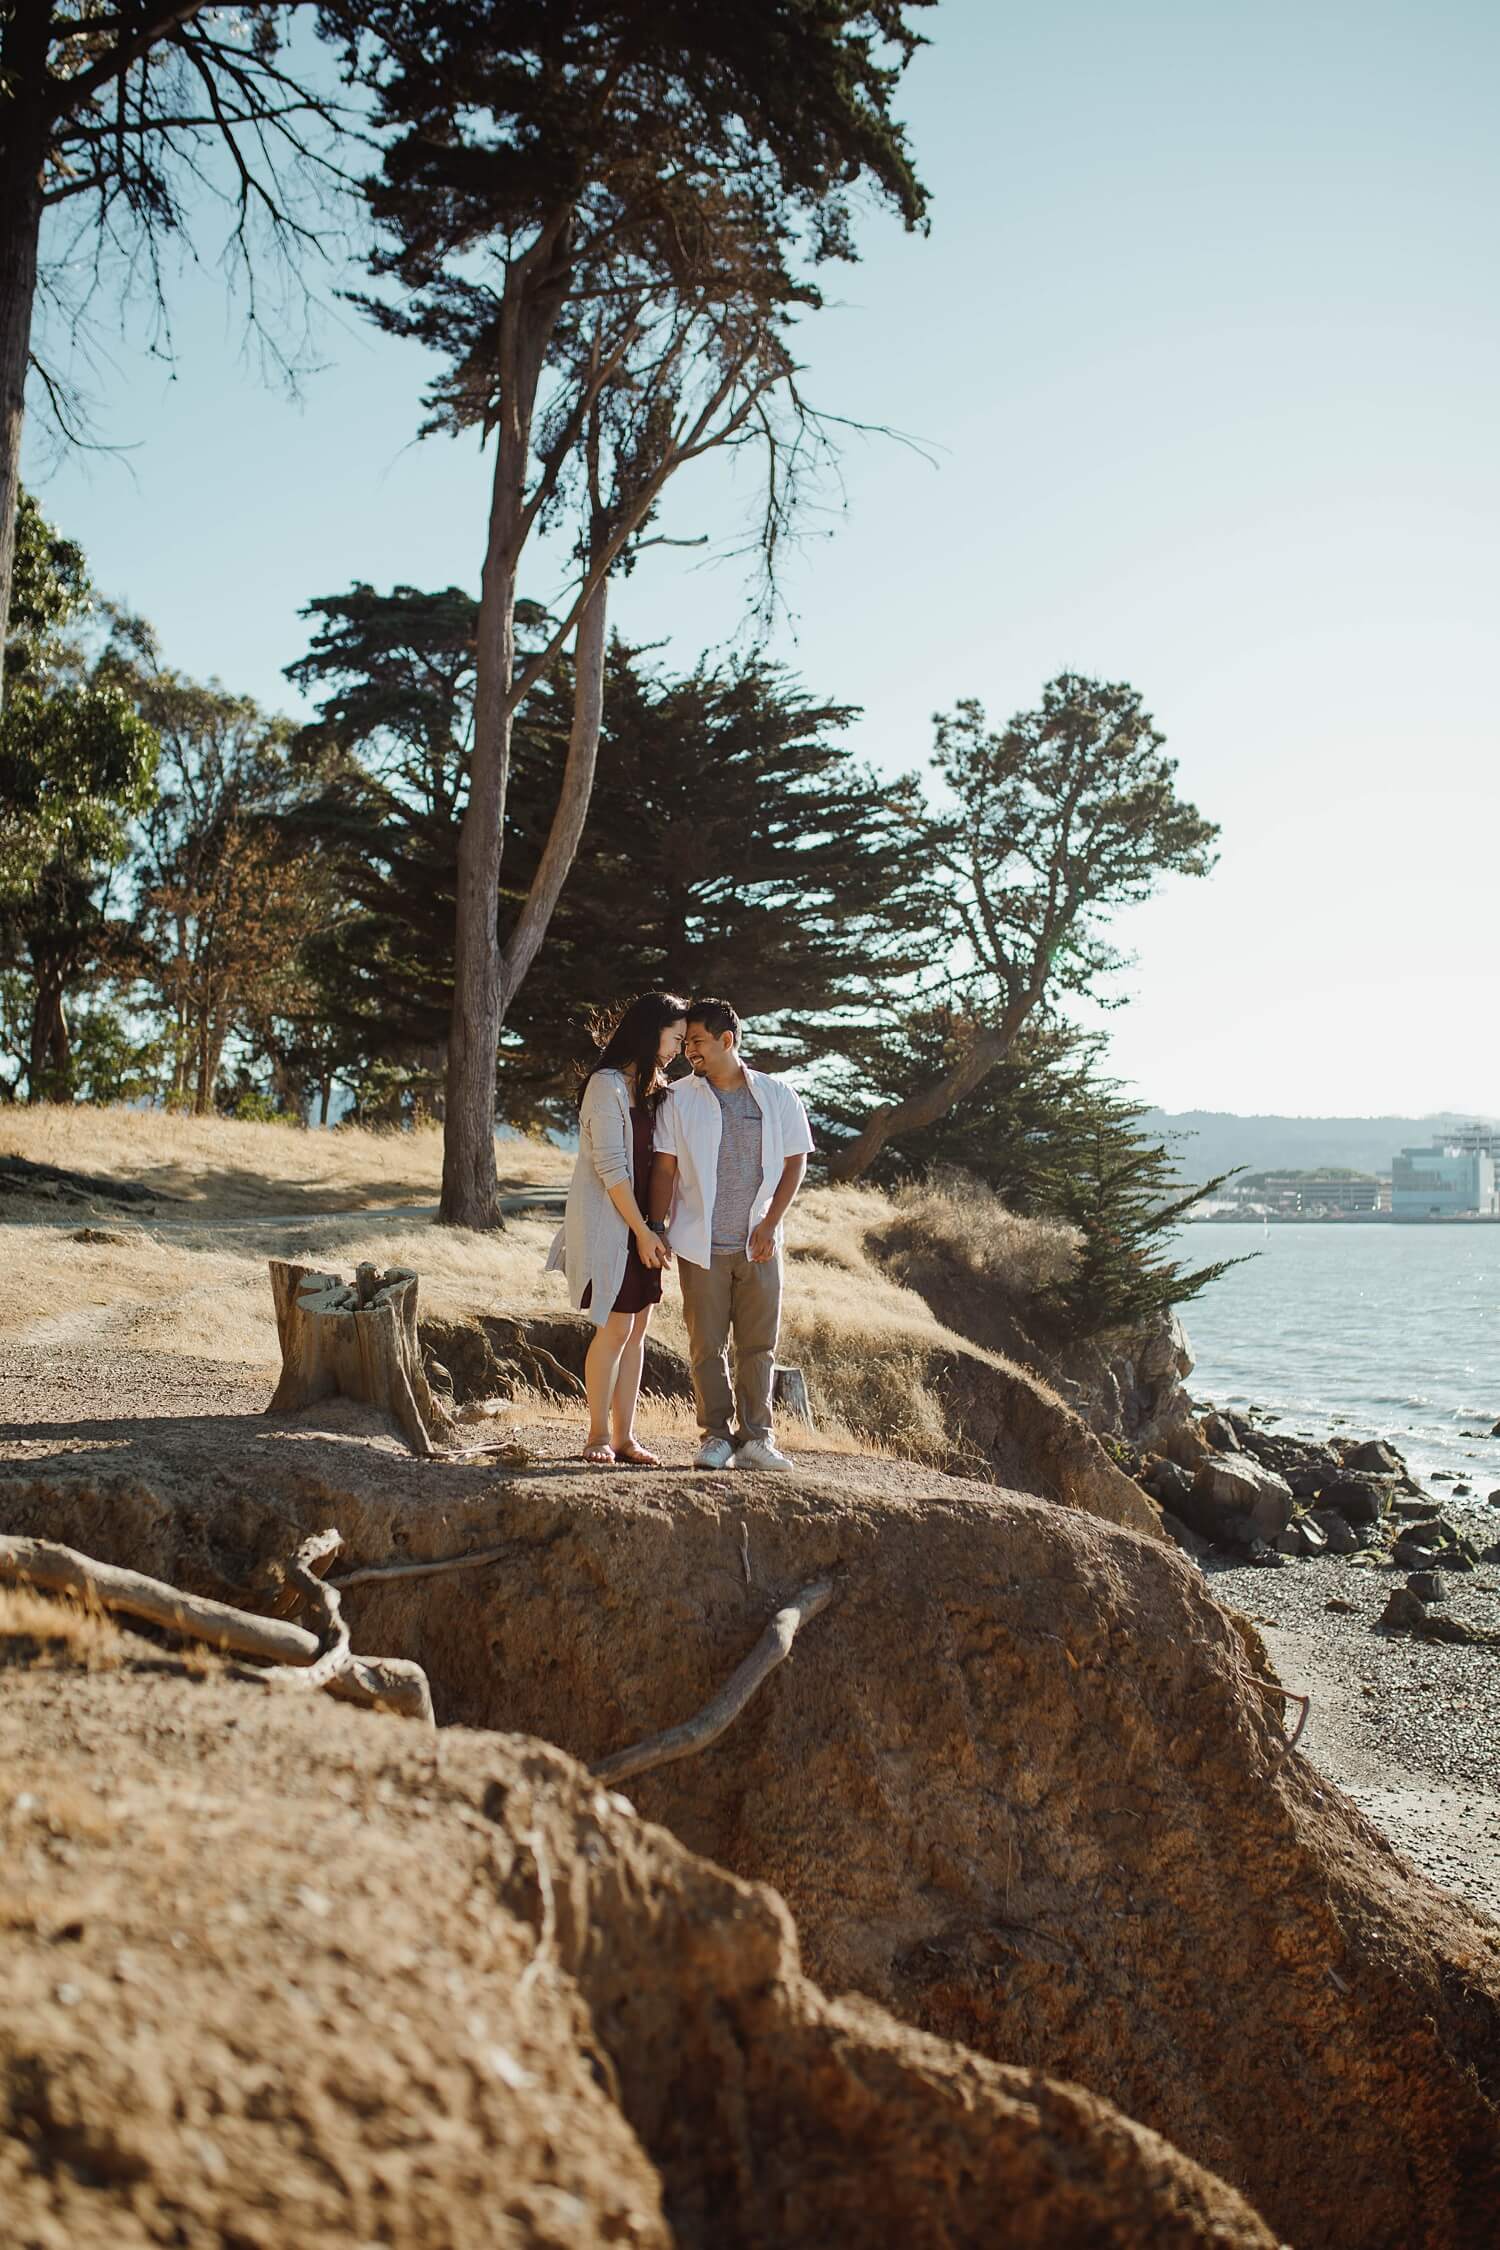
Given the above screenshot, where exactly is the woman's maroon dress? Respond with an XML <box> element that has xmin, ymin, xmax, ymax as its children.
<box><xmin>581</xmin><ymin>1104</ymin><xmax>662</xmax><ymax>1315</ymax></box>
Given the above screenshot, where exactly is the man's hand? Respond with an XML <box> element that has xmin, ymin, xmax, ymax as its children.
<box><xmin>747</xmin><ymin>1219</ymin><xmax>776</xmax><ymax>1263</ymax></box>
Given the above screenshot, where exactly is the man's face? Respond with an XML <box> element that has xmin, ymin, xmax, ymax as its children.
<box><xmin>683</xmin><ymin>1022</ymin><xmax>733</xmax><ymax>1074</ymax></box>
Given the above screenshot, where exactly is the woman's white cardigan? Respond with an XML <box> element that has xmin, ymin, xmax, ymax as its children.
<box><xmin>544</xmin><ymin>1069</ymin><xmax>637</xmax><ymax>1327</ymax></box>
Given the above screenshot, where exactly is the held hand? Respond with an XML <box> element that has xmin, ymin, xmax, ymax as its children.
<box><xmin>636</xmin><ymin>1227</ymin><xmax>669</xmax><ymax>1270</ymax></box>
<box><xmin>747</xmin><ymin>1220</ymin><xmax>776</xmax><ymax>1263</ymax></box>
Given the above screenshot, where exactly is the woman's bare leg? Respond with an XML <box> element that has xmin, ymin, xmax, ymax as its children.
<box><xmin>583</xmin><ymin>1311</ymin><xmax>635</xmax><ymax>1456</ymax></box>
<box><xmin>609</xmin><ymin>1310</ymin><xmax>654</xmax><ymax>1455</ymax></box>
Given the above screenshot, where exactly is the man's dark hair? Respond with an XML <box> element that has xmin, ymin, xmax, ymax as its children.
<box><xmin>687</xmin><ymin>996</ymin><xmax>741</xmax><ymax>1044</ymax></box>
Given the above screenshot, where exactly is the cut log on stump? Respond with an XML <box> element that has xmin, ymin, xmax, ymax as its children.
<box><xmin>267</xmin><ymin>1259</ymin><xmax>458</xmax><ymax>1457</ymax></box>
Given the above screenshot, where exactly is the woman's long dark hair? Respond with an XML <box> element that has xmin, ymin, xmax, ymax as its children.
<box><xmin>578</xmin><ymin>991</ymin><xmax>689</xmax><ymax>1113</ymax></box>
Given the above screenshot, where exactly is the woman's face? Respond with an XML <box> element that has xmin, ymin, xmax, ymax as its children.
<box><xmin>658</xmin><ymin>1019</ymin><xmax>687</xmax><ymax>1069</ymax></box>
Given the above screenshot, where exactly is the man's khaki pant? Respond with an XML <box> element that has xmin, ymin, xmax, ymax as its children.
<box><xmin>678</xmin><ymin>1251</ymin><xmax>782</xmax><ymax>1445</ymax></box>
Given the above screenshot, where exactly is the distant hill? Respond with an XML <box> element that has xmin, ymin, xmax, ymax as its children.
<box><xmin>1143</xmin><ymin>1111</ymin><xmax>1498</xmax><ymax>1182</ymax></box>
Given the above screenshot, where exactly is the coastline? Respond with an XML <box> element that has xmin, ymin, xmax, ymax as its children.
<box><xmin>1189</xmin><ymin>1211</ymin><xmax>1500</xmax><ymax>1225</ymax></box>
<box><xmin>1136</xmin><ymin>1392</ymin><xmax>1500</xmax><ymax>1926</ymax></box>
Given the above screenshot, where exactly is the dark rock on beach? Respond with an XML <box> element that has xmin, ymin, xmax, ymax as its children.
<box><xmin>1315</xmin><ymin>1476</ymin><xmax>1391</xmax><ymax>1527</ymax></box>
<box><xmin>1201</xmin><ymin>1410</ymin><xmax>1240</xmax><ymax>1454</ymax></box>
<box><xmin>1188</xmin><ymin>1454</ymin><xmax>1295</xmax><ymax>1545</ymax></box>
<box><xmin>1343</xmin><ymin>1438</ymin><xmax>1405</xmax><ymax>1475</ymax></box>
<box><xmin>1309</xmin><ymin>1507</ymin><xmax>1360</xmax><ymax>1555</ymax></box>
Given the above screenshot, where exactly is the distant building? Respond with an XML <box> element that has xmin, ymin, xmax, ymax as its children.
<box><xmin>1232</xmin><ymin>1171</ymin><xmax>1381</xmax><ymax>1213</ymax></box>
<box><xmin>1437</xmin><ymin>1122</ymin><xmax>1500</xmax><ymax>1163</ymax></box>
<box><xmin>1391</xmin><ymin>1145</ymin><xmax>1497</xmax><ymax>1217</ymax></box>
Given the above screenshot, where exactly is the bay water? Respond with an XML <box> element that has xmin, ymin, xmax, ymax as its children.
<box><xmin>1177</xmin><ymin>1222</ymin><xmax>1500</xmax><ymax>1516</ymax></box>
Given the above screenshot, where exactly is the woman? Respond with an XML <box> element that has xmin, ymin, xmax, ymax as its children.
<box><xmin>545</xmin><ymin>991</ymin><xmax>688</xmax><ymax>1465</ymax></box>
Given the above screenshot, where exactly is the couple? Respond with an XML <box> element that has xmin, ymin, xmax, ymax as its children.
<box><xmin>546</xmin><ymin>991</ymin><xmax>814</xmax><ymax>1471</ymax></box>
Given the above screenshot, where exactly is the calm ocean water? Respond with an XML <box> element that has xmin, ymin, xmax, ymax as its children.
<box><xmin>1177</xmin><ymin>1222</ymin><xmax>1500</xmax><ymax>1511</ymax></box>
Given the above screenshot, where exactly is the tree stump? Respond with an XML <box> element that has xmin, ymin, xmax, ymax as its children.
<box><xmin>266</xmin><ymin>1260</ymin><xmax>458</xmax><ymax>1458</ymax></box>
<box><xmin>772</xmin><ymin>1363</ymin><xmax>814</xmax><ymax>1426</ymax></box>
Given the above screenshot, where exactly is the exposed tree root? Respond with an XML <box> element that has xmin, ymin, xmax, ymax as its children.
<box><xmin>0</xmin><ymin>1534</ymin><xmax>433</xmax><ymax>1723</ymax></box>
<box><xmin>332</xmin><ymin>1545</ymin><xmax>513</xmax><ymax>1590</ymax></box>
<box><xmin>593</xmin><ymin>1578</ymin><xmax>835</xmax><ymax>1784</ymax></box>
<box><xmin>1240</xmin><ymin>1668</ymin><xmax>1311</xmax><ymax>1774</ymax></box>
<box><xmin>265</xmin><ymin>1530</ymin><xmax>352</xmax><ymax>1693</ymax></box>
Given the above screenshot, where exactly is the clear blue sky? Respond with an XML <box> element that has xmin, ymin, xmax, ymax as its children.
<box><xmin>23</xmin><ymin>0</ymin><xmax>1500</xmax><ymax>1118</ymax></box>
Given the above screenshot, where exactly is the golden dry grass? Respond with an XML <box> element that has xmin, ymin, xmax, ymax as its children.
<box><xmin>5</xmin><ymin>1108</ymin><xmax>1072</xmax><ymax>1467</ymax></box>
<box><xmin>2</xmin><ymin>1102</ymin><xmax>572</xmax><ymax>1216</ymax></box>
<box><xmin>0</xmin><ymin>1585</ymin><xmax>124</xmax><ymax>1672</ymax></box>
<box><xmin>882</xmin><ymin>1170</ymin><xmax>1081</xmax><ymax>1299</ymax></box>
<box><xmin>502</xmin><ymin>1383</ymin><xmax>890</xmax><ymax>1461</ymax></box>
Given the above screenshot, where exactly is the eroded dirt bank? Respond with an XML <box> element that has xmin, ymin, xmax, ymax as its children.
<box><xmin>4</xmin><ymin>1391</ymin><xmax>1499</xmax><ymax>2249</ymax></box>
<box><xmin>1</xmin><ymin>1624</ymin><xmax>1279</xmax><ymax>2250</ymax></box>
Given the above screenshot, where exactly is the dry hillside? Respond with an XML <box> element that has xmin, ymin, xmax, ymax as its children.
<box><xmin>5</xmin><ymin>1107</ymin><xmax>1499</xmax><ymax>2248</ymax></box>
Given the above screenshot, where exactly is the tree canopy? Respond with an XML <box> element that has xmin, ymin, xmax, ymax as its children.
<box><xmin>829</xmin><ymin>673</ymin><xmax>1220</xmax><ymax>1179</ymax></box>
<box><xmin>318</xmin><ymin>0</ymin><xmax>935</xmax><ymax>1224</ymax></box>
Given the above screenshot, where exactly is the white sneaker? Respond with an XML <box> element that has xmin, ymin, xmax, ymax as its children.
<box><xmin>732</xmin><ymin>1438</ymin><xmax>793</xmax><ymax>1473</ymax></box>
<box><xmin>694</xmin><ymin>1436</ymin><xmax>735</xmax><ymax>1470</ymax></box>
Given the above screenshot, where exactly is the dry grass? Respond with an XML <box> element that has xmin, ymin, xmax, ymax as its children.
<box><xmin>6</xmin><ymin>1114</ymin><xmax>1079</xmax><ymax>1469</ymax></box>
<box><xmin>879</xmin><ymin>1170</ymin><xmax>1081</xmax><ymax>1301</ymax></box>
<box><xmin>2</xmin><ymin>1102</ymin><xmax>571</xmax><ymax>1217</ymax></box>
<box><xmin>0</xmin><ymin>1585</ymin><xmax>124</xmax><ymax>1672</ymax></box>
<box><xmin>501</xmin><ymin>1383</ymin><xmax>890</xmax><ymax>1462</ymax></box>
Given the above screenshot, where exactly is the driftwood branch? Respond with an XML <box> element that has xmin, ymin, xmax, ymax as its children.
<box><xmin>0</xmin><ymin>1534</ymin><xmax>434</xmax><ymax>1724</ymax></box>
<box><xmin>264</xmin><ymin>1529</ymin><xmax>352</xmax><ymax>1692</ymax></box>
<box><xmin>592</xmin><ymin>1578</ymin><xmax>834</xmax><ymax>1784</ymax></box>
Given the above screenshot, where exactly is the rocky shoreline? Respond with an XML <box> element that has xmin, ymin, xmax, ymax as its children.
<box><xmin>1119</xmin><ymin>1394</ymin><xmax>1500</xmax><ymax>1924</ymax></box>
<box><xmin>1135</xmin><ymin>1406</ymin><xmax>1499</xmax><ymax>1643</ymax></box>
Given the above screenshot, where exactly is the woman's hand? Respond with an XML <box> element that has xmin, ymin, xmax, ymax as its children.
<box><xmin>635</xmin><ymin>1226</ymin><xmax>670</xmax><ymax>1270</ymax></box>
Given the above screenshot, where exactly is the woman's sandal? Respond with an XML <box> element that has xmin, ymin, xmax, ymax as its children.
<box><xmin>581</xmin><ymin>1441</ymin><xmax>617</xmax><ymax>1466</ymax></box>
<box><xmin>612</xmin><ymin>1439</ymin><xmax>660</xmax><ymax>1468</ymax></box>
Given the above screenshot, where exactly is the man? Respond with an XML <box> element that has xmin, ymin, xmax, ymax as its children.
<box><xmin>649</xmin><ymin>996</ymin><xmax>813</xmax><ymax>1471</ymax></box>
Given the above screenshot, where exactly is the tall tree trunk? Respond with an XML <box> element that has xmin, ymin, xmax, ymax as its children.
<box><xmin>27</xmin><ymin>956</ymin><xmax>69</xmax><ymax>1103</ymax></box>
<box><xmin>0</xmin><ymin>4</ymin><xmax>49</xmax><ymax>708</ymax></box>
<box><xmin>498</xmin><ymin>571</ymin><xmax>608</xmax><ymax>1016</ymax></box>
<box><xmin>440</xmin><ymin>236</ymin><xmax>571</xmax><ymax>1230</ymax></box>
<box><xmin>826</xmin><ymin>1002</ymin><xmax>1034</xmax><ymax>1183</ymax></box>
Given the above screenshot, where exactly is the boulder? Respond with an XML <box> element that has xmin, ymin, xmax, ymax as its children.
<box><xmin>1135</xmin><ymin>1309</ymin><xmax>1193</xmax><ymax>1386</ymax></box>
<box><xmin>1345</xmin><ymin>1439</ymin><xmax>1405</xmax><ymax>1475</ymax></box>
<box><xmin>1144</xmin><ymin>1457</ymin><xmax>1195</xmax><ymax>1509</ymax></box>
<box><xmin>1276</xmin><ymin>1514</ymin><xmax>1329</xmax><ymax>1558</ymax></box>
<box><xmin>1162</xmin><ymin>1418</ymin><xmax>1212</xmax><ymax>1471</ymax></box>
<box><xmin>1309</xmin><ymin>1508</ymin><xmax>1360</xmax><ymax>1556</ymax></box>
<box><xmin>1316</xmin><ymin>1477</ymin><xmax>1391</xmax><ymax>1527</ymax></box>
<box><xmin>1393</xmin><ymin>1520</ymin><xmax>1479</xmax><ymax>1573</ymax></box>
<box><xmin>1189</xmin><ymin>1455</ymin><xmax>1295</xmax><ymax>1544</ymax></box>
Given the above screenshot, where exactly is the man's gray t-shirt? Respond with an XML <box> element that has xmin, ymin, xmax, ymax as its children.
<box><xmin>710</xmin><ymin>1079</ymin><xmax>763</xmax><ymax>1254</ymax></box>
